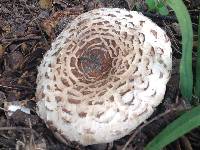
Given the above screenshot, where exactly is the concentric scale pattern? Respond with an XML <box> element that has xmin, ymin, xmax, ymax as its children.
<box><xmin>36</xmin><ymin>8</ymin><xmax>172</xmax><ymax>145</ymax></box>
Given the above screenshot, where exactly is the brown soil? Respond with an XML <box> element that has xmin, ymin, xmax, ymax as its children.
<box><xmin>0</xmin><ymin>0</ymin><xmax>200</xmax><ymax>150</ymax></box>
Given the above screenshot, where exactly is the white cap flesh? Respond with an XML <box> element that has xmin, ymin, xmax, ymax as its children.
<box><xmin>36</xmin><ymin>8</ymin><xmax>172</xmax><ymax>145</ymax></box>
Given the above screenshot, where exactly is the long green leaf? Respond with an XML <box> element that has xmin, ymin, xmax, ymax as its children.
<box><xmin>167</xmin><ymin>0</ymin><xmax>193</xmax><ymax>100</ymax></box>
<box><xmin>195</xmin><ymin>14</ymin><xmax>200</xmax><ymax>97</ymax></box>
<box><xmin>145</xmin><ymin>105</ymin><xmax>200</xmax><ymax>150</ymax></box>
<box><xmin>145</xmin><ymin>0</ymin><xmax>157</xmax><ymax>10</ymax></box>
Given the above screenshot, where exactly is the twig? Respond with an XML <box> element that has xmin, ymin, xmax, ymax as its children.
<box><xmin>142</xmin><ymin>12</ymin><xmax>177</xmax><ymax>22</ymax></box>
<box><xmin>122</xmin><ymin>106</ymin><xmax>189</xmax><ymax>150</ymax></box>
<box><xmin>0</xmin><ymin>35</ymin><xmax>42</xmax><ymax>43</ymax></box>
<box><xmin>0</xmin><ymin>127</ymin><xmax>32</xmax><ymax>131</ymax></box>
<box><xmin>21</xmin><ymin>0</ymin><xmax>49</xmax><ymax>46</ymax></box>
<box><xmin>28</xmin><ymin>118</ymin><xmax>37</xmax><ymax>149</ymax></box>
<box><xmin>0</xmin><ymin>84</ymin><xmax>35</xmax><ymax>91</ymax></box>
<box><xmin>0</xmin><ymin>107</ymin><xmax>7</xmax><ymax>112</ymax></box>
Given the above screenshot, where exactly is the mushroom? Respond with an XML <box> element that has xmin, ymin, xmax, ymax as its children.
<box><xmin>36</xmin><ymin>8</ymin><xmax>172</xmax><ymax>145</ymax></box>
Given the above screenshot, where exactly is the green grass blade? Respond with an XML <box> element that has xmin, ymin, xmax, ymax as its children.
<box><xmin>145</xmin><ymin>0</ymin><xmax>157</xmax><ymax>10</ymax></box>
<box><xmin>195</xmin><ymin>14</ymin><xmax>200</xmax><ymax>97</ymax></box>
<box><xmin>145</xmin><ymin>105</ymin><xmax>200</xmax><ymax>150</ymax></box>
<box><xmin>167</xmin><ymin>0</ymin><xmax>193</xmax><ymax>100</ymax></box>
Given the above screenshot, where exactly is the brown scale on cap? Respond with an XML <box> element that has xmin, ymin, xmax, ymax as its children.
<box><xmin>36</xmin><ymin>8</ymin><xmax>172</xmax><ymax>145</ymax></box>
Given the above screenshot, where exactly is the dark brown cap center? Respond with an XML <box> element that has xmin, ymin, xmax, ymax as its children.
<box><xmin>78</xmin><ymin>49</ymin><xmax>112</xmax><ymax>80</ymax></box>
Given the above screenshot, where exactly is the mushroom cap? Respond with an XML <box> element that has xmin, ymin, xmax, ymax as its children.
<box><xmin>36</xmin><ymin>8</ymin><xmax>172</xmax><ymax>145</ymax></box>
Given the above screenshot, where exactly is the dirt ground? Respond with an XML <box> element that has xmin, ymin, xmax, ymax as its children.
<box><xmin>0</xmin><ymin>0</ymin><xmax>200</xmax><ymax>149</ymax></box>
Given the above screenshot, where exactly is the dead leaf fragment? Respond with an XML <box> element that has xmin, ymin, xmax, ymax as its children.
<box><xmin>0</xmin><ymin>44</ymin><xmax>5</xmax><ymax>58</ymax></box>
<box><xmin>41</xmin><ymin>6</ymin><xmax>84</xmax><ymax>39</ymax></box>
<box><xmin>39</xmin><ymin>0</ymin><xmax>53</xmax><ymax>9</ymax></box>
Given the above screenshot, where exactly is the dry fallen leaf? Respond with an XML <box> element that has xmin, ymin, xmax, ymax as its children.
<box><xmin>0</xmin><ymin>44</ymin><xmax>5</xmax><ymax>58</ymax></box>
<box><xmin>171</xmin><ymin>23</ymin><xmax>181</xmax><ymax>35</ymax></box>
<box><xmin>39</xmin><ymin>0</ymin><xmax>53</xmax><ymax>9</ymax></box>
<box><xmin>125</xmin><ymin>0</ymin><xmax>137</xmax><ymax>9</ymax></box>
<box><xmin>41</xmin><ymin>7</ymin><xmax>84</xmax><ymax>39</ymax></box>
